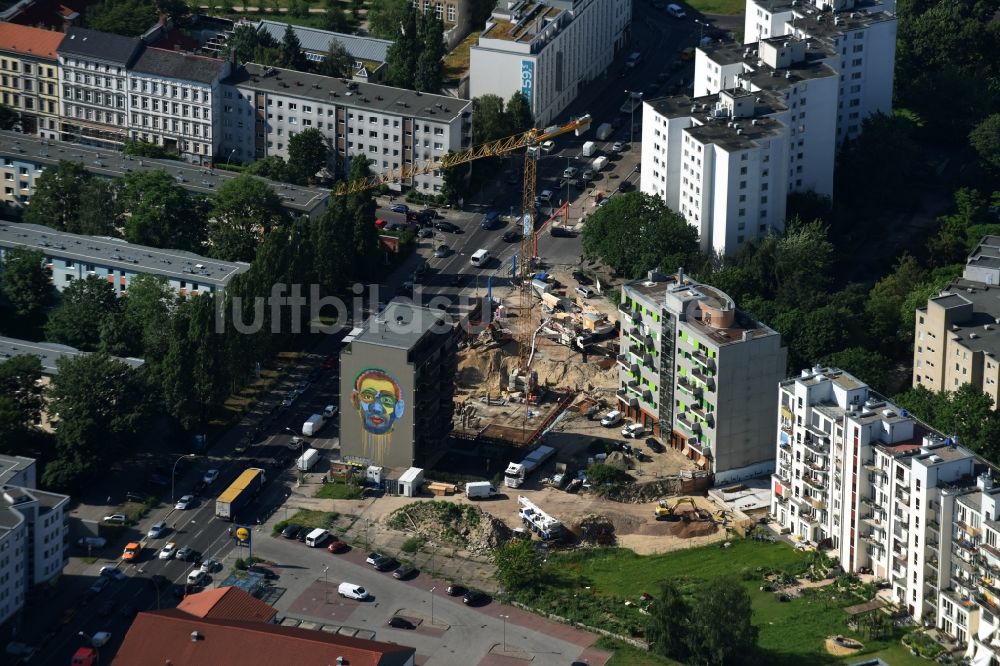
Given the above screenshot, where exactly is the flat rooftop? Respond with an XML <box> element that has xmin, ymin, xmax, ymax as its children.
<box><xmin>791</xmin><ymin>3</ymin><xmax>897</xmax><ymax>45</ymax></box>
<box><xmin>646</xmin><ymin>91</ymin><xmax>788</xmax><ymax>152</ymax></box>
<box><xmin>0</xmin><ymin>336</ymin><xmax>144</xmax><ymax>374</ymax></box>
<box><xmin>0</xmin><ymin>131</ymin><xmax>328</xmax><ymax>214</ymax></box>
<box><xmin>481</xmin><ymin>2</ymin><xmax>565</xmax><ymax>44</ymax></box>
<box><xmin>352</xmin><ymin>301</ymin><xmax>450</xmax><ymax>350</ymax></box>
<box><xmin>0</xmin><ymin>221</ymin><xmax>249</xmax><ymax>288</ymax></box>
<box><xmin>226</xmin><ymin>63</ymin><xmax>470</xmax><ymax>124</ymax></box>
<box><xmin>930</xmin><ymin>279</ymin><xmax>1000</xmax><ymax>358</ymax></box>
<box><xmin>255</xmin><ymin>20</ymin><xmax>393</xmax><ymax>63</ymax></box>
<box><xmin>0</xmin><ymin>454</ymin><xmax>33</xmax><ymax>486</ymax></box>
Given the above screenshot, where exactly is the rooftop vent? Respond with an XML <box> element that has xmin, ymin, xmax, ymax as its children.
<box><xmin>191</xmin><ymin>631</ymin><xmax>201</xmax><ymax>642</ymax></box>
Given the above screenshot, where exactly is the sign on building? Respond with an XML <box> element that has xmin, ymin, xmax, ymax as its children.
<box><xmin>521</xmin><ymin>60</ymin><xmax>534</xmax><ymax>105</ymax></box>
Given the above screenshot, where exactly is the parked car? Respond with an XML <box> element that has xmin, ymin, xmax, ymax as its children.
<box><xmin>373</xmin><ymin>556</ymin><xmax>396</xmax><ymax>572</ymax></box>
<box><xmin>646</xmin><ymin>437</ymin><xmax>665</xmax><ymax>453</ymax></box>
<box><xmin>434</xmin><ymin>244</ymin><xmax>450</xmax><ymax>258</ymax></box>
<box><xmin>365</xmin><ymin>552</ymin><xmax>385</xmax><ymax>566</ymax></box>
<box><xmin>572</xmin><ymin>270</ymin><xmax>593</xmax><ymax>286</ymax></box>
<box><xmin>176</xmin><ymin>545</ymin><xmax>197</xmax><ymax>562</ymax></box>
<box><xmin>463</xmin><ymin>589</ymin><xmax>489</xmax><ymax>606</ymax></box>
<box><xmin>435</xmin><ymin>221</ymin><xmax>460</xmax><ymax>233</ymax></box>
<box><xmin>562</xmin><ymin>166</ymin><xmax>579</xmax><ymax>179</ymax></box>
<box><xmin>88</xmin><ymin>577</ymin><xmax>110</xmax><ymax>596</ymax></box>
<box><xmin>175</xmin><ymin>495</ymin><xmax>195</xmax><ymax>510</ymax></box>
<box><xmin>390</xmin><ymin>203</ymin><xmax>409</xmax><ymax>213</ymax></box>
<box><xmin>186</xmin><ymin>570</ymin><xmax>208</xmax><ymax>586</ymax></box>
<box><xmin>502</xmin><ymin>229</ymin><xmax>522</xmax><ymax>243</ymax></box>
<box><xmin>103</xmin><ymin>514</ymin><xmax>127</xmax><ymax>524</ymax></box>
<box><xmin>99</xmin><ymin>565</ymin><xmax>126</xmax><ymax>582</ymax></box>
<box><xmin>202</xmin><ymin>469</ymin><xmax>219</xmax><ymax>485</ymax></box>
<box><xmin>374</xmin><ymin>218</ymin><xmax>388</xmax><ymax>229</ymax></box>
<box><xmin>393</xmin><ymin>563</ymin><xmax>417</xmax><ymax>580</ymax></box>
<box><xmin>581</xmin><ymin>168</ymin><xmax>595</xmax><ymax>181</ymax></box>
<box><xmin>388</xmin><ymin>616</ymin><xmax>416</xmax><ymax>629</ymax></box>
<box><xmin>147</xmin><ymin>521</ymin><xmax>167</xmax><ymax>539</ymax></box>
<box><xmin>421</xmin><ymin>208</ymin><xmax>439</xmax><ymax>220</ymax></box>
<box><xmin>417</xmin><ymin>227</ymin><xmax>434</xmax><ymax>239</ymax></box>
<box><xmin>200</xmin><ymin>558</ymin><xmax>221</xmax><ymax>573</ymax></box>
<box><xmin>327</xmin><ymin>539</ymin><xmax>349</xmax><ymax>554</ymax></box>
<box><xmin>446</xmin><ymin>583</ymin><xmax>466</xmax><ymax>596</ymax></box>
<box><xmin>540</xmin><ymin>140</ymin><xmax>555</xmax><ymax>153</ymax></box>
<box><xmin>158</xmin><ymin>542</ymin><xmax>178</xmax><ymax>560</ymax></box>
<box><xmin>125</xmin><ymin>491</ymin><xmax>147</xmax><ymax>503</ymax></box>
<box><xmin>618</xmin><ymin>180</ymin><xmax>634</xmax><ymax>192</ymax></box>
<box><xmin>282</xmin><ymin>523</ymin><xmax>304</xmax><ymax>539</ymax></box>
<box><xmin>611</xmin><ymin>141</ymin><xmax>625</xmax><ymax>153</ymax></box>
<box><xmin>600</xmin><ymin>410</ymin><xmax>623</xmax><ymax>427</ymax></box>
<box><xmin>622</xmin><ymin>423</ymin><xmax>646</xmax><ymax>438</ymax></box>
<box><xmin>385</xmin><ymin>222</ymin><xmax>405</xmax><ymax>232</ymax></box>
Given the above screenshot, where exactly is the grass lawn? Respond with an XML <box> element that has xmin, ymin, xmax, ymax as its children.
<box><xmin>684</xmin><ymin>0</ymin><xmax>745</xmax><ymax>15</ymax></box>
<box><xmin>536</xmin><ymin>541</ymin><xmax>935</xmax><ymax>665</ymax></box>
<box><xmin>444</xmin><ymin>30</ymin><xmax>480</xmax><ymax>79</ymax></box>
<box><xmin>273</xmin><ymin>509</ymin><xmax>339</xmax><ymax>535</ymax></box>
<box><xmin>314</xmin><ymin>479</ymin><xmax>363</xmax><ymax>500</ymax></box>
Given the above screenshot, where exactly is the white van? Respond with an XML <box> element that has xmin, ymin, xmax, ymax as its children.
<box><xmin>338</xmin><ymin>582</ymin><xmax>370</xmax><ymax>600</ymax></box>
<box><xmin>305</xmin><ymin>528</ymin><xmax>329</xmax><ymax>547</ymax></box>
<box><xmin>470</xmin><ymin>249</ymin><xmax>489</xmax><ymax>267</ymax></box>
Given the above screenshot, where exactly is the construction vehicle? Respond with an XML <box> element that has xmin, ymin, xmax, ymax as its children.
<box><xmin>215</xmin><ymin>467</ymin><xmax>266</xmax><ymax>521</ymax></box>
<box><xmin>518</xmin><ymin>495</ymin><xmax>565</xmax><ymax>540</ymax></box>
<box><xmin>654</xmin><ymin>497</ymin><xmax>698</xmax><ymax>520</ymax></box>
<box><xmin>505</xmin><ymin>445</ymin><xmax>557</xmax><ymax>488</ymax></box>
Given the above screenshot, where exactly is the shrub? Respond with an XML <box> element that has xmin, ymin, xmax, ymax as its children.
<box><xmin>401</xmin><ymin>537</ymin><xmax>424</xmax><ymax>553</ymax></box>
<box><xmin>234</xmin><ymin>558</ymin><xmax>247</xmax><ymax>570</ymax></box>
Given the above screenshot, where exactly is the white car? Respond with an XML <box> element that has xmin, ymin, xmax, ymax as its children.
<box><xmin>600</xmin><ymin>410</ymin><xmax>623</xmax><ymax>427</ymax></box>
<box><xmin>562</xmin><ymin>166</ymin><xmax>579</xmax><ymax>179</ymax></box>
<box><xmin>540</xmin><ymin>140</ymin><xmax>555</xmax><ymax>153</ymax></box>
<box><xmin>622</xmin><ymin>423</ymin><xmax>646</xmax><ymax>438</ymax></box>
<box><xmin>147</xmin><ymin>520</ymin><xmax>167</xmax><ymax>539</ymax></box>
<box><xmin>102</xmin><ymin>513</ymin><xmax>127</xmax><ymax>524</ymax></box>
<box><xmin>175</xmin><ymin>495</ymin><xmax>194</xmax><ymax>510</ymax></box>
<box><xmin>202</xmin><ymin>469</ymin><xmax>219</xmax><ymax>485</ymax></box>
<box><xmin>200</xmin><ymin>558</ymin><xmax>220</xmax><ymax>574</ymax></box>
<box><xmin>158</xmin><ymin>542</ymin><xmax>177</xmax><ymax>560</ymax></box>
<box><xmin>99</xmin><ymin>565</ymin><xmax>126</xmax><ymax>581</ymax></box>
<box><xmin>611</xmin><ymin>141</ymin><xmax>624</xmax><ymax>153</ymax></box>
<box><xmin>187</xmin><ymin>570</ymin><xmax>208</xmax><ymax>586</ymax></box>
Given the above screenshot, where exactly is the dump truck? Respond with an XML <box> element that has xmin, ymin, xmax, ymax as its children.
<box><xmin>215</xmin><ymin>467</ymin><xmax>266</xmax><ymax>520</ymax></box>
<box><xmin>504</xmin><ymin>445</ymin><xmax>557</xmax><ymax>488</ymax></box>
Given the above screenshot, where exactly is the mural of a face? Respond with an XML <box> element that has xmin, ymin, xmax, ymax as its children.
<box><xmin>351</xmin><ymin>369</ymin><xmax>405</xmax><ymax>435</ymax></box>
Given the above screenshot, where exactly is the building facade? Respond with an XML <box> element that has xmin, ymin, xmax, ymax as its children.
<box><xmin>0</xmin><ymin>221</ymin><xmax>249</xmax><ymax>297</ymax></box>
<box><xmin>913</xmin><ymin>236</ymin><xmax>1000</xmax><ymax>407</ymax></box>
<box><xmin>339</xmin><ymin>301</ymin><xmax>456</xmax><ymax>469</ymax></box>
<box><xmin>0</xmin><ymin>455</ymin><xmax>69</xmax><ymax>630</ymax></box>
<box><xmin>469</xmin><ymin>0</ymin><xmax>631</xmax><ymax>126</ymax></box>
<box><xmin>127</xmin><ymin>48</ymin><xmax>230</xmax><ymax>164</ymax></box>
<box><xmin>220</xmin><ymin>64</ymin><xmax>471</xmax><ymax>193</ymax></box>
<box><xmin>618</xmin><ymin>269</ymin><xmax>786</xmax><ymax>483</ymax></box>
<box><xmin>57</xmin><ymin>27</ymin><xmax>142</xmax><ymax>149</ymax></box>
<box><xmin>0</xmin><ymin>23</ymin><xmax>63</xmax><ymax>139</ymax></box>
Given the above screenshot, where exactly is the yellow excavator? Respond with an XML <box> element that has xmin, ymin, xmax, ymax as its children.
<box><xmin>654</xmin><ymin>497</ymin><xmax>698</xmax><ymax>520</ymax></box>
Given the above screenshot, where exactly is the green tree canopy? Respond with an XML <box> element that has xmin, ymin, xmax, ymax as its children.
<box><xmin>970</xmin><ymin>114</ymin><xmax>1000</xmax><ymax>172</ymax></box>
<box><xmin>345</xmin><ymin>157</ymin><xmax>380</xmax><ymax>278</ymax></box>
<box><xmin>312</xmin><ymin>198</ymin><xmax>354</xmax><ymax>295</ymax></box>
<box><xmin>863</xmin><ymin>253</ymin><xmax>927</xmax><ymax>351</ymax></box>
<box><xmin>120</xmin><ymin>170</ymin><xmax>206</xmax><ymax>252</ymax></box>
<box><xmin>384</xmin><ymin>5</ymin><xmax>419</xmax><ymax>88</ymax></box>
<box><xmin>821</xmin><ymin>347</ymin><xmax>891</xmax><ymax>392</ymax></box>
<box><xmin>287</xmin><ymin>128</ymin><xmax>330</xmax><ymax>185</ymax></box>
<box><xmin>225</xmin><ymin>23</ymin><xmax>281</xmax><ymax>66</ymax></box>
<box><xmin>471</xmin><ymin>94</ymin><xmax>509</xmax><ymax>144</ymax></box>
<box><xmin>322</xmin><ymin>0</ymin><xmax>350</xmax><ymax>32</ymax></box>
<box><xmin>0</xmin><ymin>104</ymin><xmax>21</xmax><ymax>131</ymax></box>
<box><xmin>76</xmin><ymin>178</ymin><xmax>122</xmax><ymax>236</ymax></box>
<box><xmin>581</xmin><ymin>192</ymin><xmax>699</xmax><ymax>278</ymax></box>
<box><xmin>246</xmin><ymin>155</ymin><xmax>290</xmax><ymax>181</ymax></box>
<box><xmin>0</xmin><ymin>248</ymin><xmax>50</xmax><ymax>319</ymax></box>
<box><xmin>836</xmin><ymin>112</ymin><xmax>918</xmax><ymax>208</ymax></box>
<box><xmin>492</xmin><ymin>538</ymin><xmax>543</xmax><ymax>592</ymax></box>
<box><xmin>414</xmin><ymin>11</ymin><xmax>444</xmax><ymax>92</ymax></box>
<box><xmin>367</xmin><ymin>0</ymin><xmax>409</xmax><ymax>39</ymax></box>
<box><xmin>646</xmin><ymin>580</ymin><xmax>690</xmax><ymax>662</ymax></box>
<box><xmin>316</xmin><ymin>40</ymin><xmax>355</xmax><ymax>78</ymax></box>
<box><xmin>280</xmin><ymin>23</ymin><xmax>307</xmax><ymax>71</ymax></box>
<box><xmin>0</xmin><ymin>355</ymin><xmax>43</xmax><ymax>454</ymax></box>
<box><xmin>209</xmin><ymin>174</ymin><xmax>288</xmax><ymax>262</ymax></box>
<box><xmin>44</xmin><ymin>275</ymin><xmax>119</xmax><ymax>351</ymax></box>
<box><xmin>23</xmin><ymin>161</ymin><xmax>91</xmax><ymax>231</ymax></box>
<box><xmin>99</xmin><ymin>274</ymin><xmax>175</xmax><ymax>362</ymax></box>
<box><xmin>686</xmin><ymin>577</ymin><xmax>759</xmax><ymax>665</ymax></box>
<box><xmin>505</xmin><ymin>92</ymin><xmax>534</xmax><ymax>134</ymax></box>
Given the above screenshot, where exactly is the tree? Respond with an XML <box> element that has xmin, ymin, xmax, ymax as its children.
<box><xmin>246</xmin><ymin>155</ymin><xmax>289</xmax><ymax>182</ymax></box>
<box><xmin>99</xmin><ymin>274</ymin><xmax>175</xmax><ymax>362</ymax></box>
<box><xmin>322</xmin><ymin>0</ymin><xmax>349</xmax><ymax>32</ymax></box>
<box><xmin>939</xmin><ymin>383</ymin><xmax>997</xmax><ymax>455</ymax></box>
<box><xmin>646</xmin><ymin>580</ymin><xmax>691</xmax><ymax>662</ymax></box>
<box><xmin>414</xmin><ymin>12</ymin><xmax>444</xmax><ymax>92</ymax></box>
<box><xmin>686</xmin><ymin>577</ymin><xmax>758</xmax><ymax>665</ymax></box>
<box><xmin>790</xmin><ymin>304</ymin><xmax>853</xmax><ymax>368</ymax></box>
<box><xmin>345</xmin><ymin>157</ymin><xmax>380</xmax><ymax>277</ymax></box>
<box><xmin>23</xmin><ymin>161</ymin><xmax>91</xmax><ymax>230</ymax></box>
<box><xmin>154</xmin><ymin>0</ymin><xmax>188</xmax><ymax>18</ymax></box>
<box><xmin>0</xmin><ymin>248</ymin><xmax>50</xmax><ymax>319</ymax></box>
<box><xmin>159</xmin><ymin>295</ymin><xmax>226</xmax><ymax>429</ymax></box>
<box><xmin>927</xmin><ymin>188</ymin><xmax>993</xmax><ymax>266</ymax></box>
<box><xmin>505</xmin><ymin>92</ymin><xmax>534</xmax><ymax>134</ymax></box>
<box><xmin>75</xmin><ymin>178</ymin><xmax>121</xmax><ymax>236</ymax></box>
<box><xmin>209</xmin><ymin>174</ymin><xmax>288</xmax><ymax>262</ymax></box>
<box><xmin>772</xmin><ymin>219</ymin><xmax>834</xmax><ymax>308</ymax></box>
<box><xmin>123</xmin><ymin>139</ymin><xmax>179</xmax><ymax>159</ymax></box>
<box><xmin>367</xmin><ymin>0</ymin><xmax>409</xmax><ymax>39</ymax></box>
<box><xmin>225</xmin><ymin>23</ymin><xmax>281</xmax><ymax>66</ymax></box>
<box><xmin>493</xmin><ymin>538</ymin><xmax>542</xmax><ymax>592</ymax></box>
<box><xmin>970</xmin><ymin>114</ymin><xmax>1000</xmax><ymax>172</ymax></box>
<box><xmin>864</xmin><ymin>254</ymin><xmax>927</xmax><ymax>351</ymax></box>
<box><xmin>287</xmin><ymin>128</ymin><xmax>329</xmax><ymax>185</ymax></box>
<box><xmin>581</xmin><ymin>192</ymin><xmax>699</xmax><ymax>278</ymax></box>
<box><xmin>0</xmin><ymin>104</ymin><xmax>21</xmax><ymax>131</ymax></box>
<box><xmin>312</xmin><ymin>199</ymin><xmax>354</xmax><ymax>294</ymax></box>
<box><xmin>471</xmin><ymin>94</ymin><xmax>509</xmax><ymax>144</ymax></box>
<box><xmin>439</xmin><ymin>153</ymin><xmax>469</xmax><ymax>205</ymax></box>
<box><xmin>44</xmin><ymin>275</ymin><xmax>119</xmax><ymax>351</ymax></box>
<box><xmin>120</xmin><ymin>170</ymin><xmax>206</xmax><ymax>252</ymax></box>
<box><xmin>0</xmin><ymin>355</ymin><xmax>43</xmax><ymax>453</ymax></box>
<box><xmin>821</xmin><ymin>347</ymin><xmax>891</xmax><ymax>392</ymax></box>
<box><xmin>85</xmin><ymin>0</ymin><xmax>157</xmax><ymax>36</ymax></box>
<box><xmin>384</xmin><ymin>5</ymin><xmax>419</xmax><ymax>88</ymax></box>
<box><xmin>280</xmin><ymin>23</ymin><xmax>307</xmax><ymax>71</ymax></box>
<box><xmin>836</xmin><ymin>112</ymin><xmax>918</xmax><ymax>208</ymax></box>
<box><xmin>316</xmin><ymin>40</ymin><xmax>355</xmax><ymax>78</ymax></box>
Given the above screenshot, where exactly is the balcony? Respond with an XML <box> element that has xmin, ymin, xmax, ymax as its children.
<box><xmin>690</xmin><ymin>349</ymin><xmax>714</xmax><ymax>370</ymax></box>
<box><xmin>895</xmin><ymin>487</ymin><xmax>911</xmax><ymax>504</ymax></box>
<box><xmin>959</xmin><ymin>521</ymin><xmax>982</xmax><ymax>537</ymax></box>
<box><xmin>676</xmin><ymin>376</ymin><xmax>702</xmax><ymax>397</ymax></box>
<box><xmin>616</xmin><ymin>353</ymin><xmax>629</xmax><ymax>368</ymax></box>
<box><xmin>863</xmin><ymin>459</ymin><xmax>881</xmax><ymax>473</ymax></box>
<box><xmin>976</xmin><ymin>593</ymin><xmax>1000</xmax><ymax>616</ymax></box>
<box><xmin>803</xmin><ymin>475</ymin><xmax>825</xmax><ymax>491</ymax></box>
<box><xmin>859</xmin><ymin>495</ymin><xmax>875</xmax><ymax>507</ymax></box>
<box><xmin>809</xmin><ymin>497</ymin><xmax>827</xmax><ymax>510</ymax></box>
<box><xmin>802</xmin><ymin>436</ymin><xmax>829</xmax><ymax>455</ymax></box>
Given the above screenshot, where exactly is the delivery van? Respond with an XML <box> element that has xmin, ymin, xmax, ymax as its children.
<box><xmin>338</xmin><ymin>582</ymin><xmax>370</xmax><ymax>600</ymax></box>
<box><xmin>305</xmin><ymin>528</ymin><xmax>329</xmax><ymax>547</ymax></box>
<box><xmin>471</xmin><ymin>248</ymin><xmax>490</xmax><ymax>267</ymax></box>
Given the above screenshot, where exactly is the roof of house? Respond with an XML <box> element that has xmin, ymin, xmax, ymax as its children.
<box><xmin>57</xmin><ymin>26</ymin><xmax>141</xmax><ymax>64</ymax></box>
<box><xmin>256</xmin><ymin>20</ymin><xmax>393</xmax><ymax>63</ymax></box>
<box><xmin>0</xmin><ymin>23</ymin><xmax>64</xmax><ymax>59</ymax></box>
<box><xmin>0</xmin><ymin>336</ymin><xmax>144</xmax><ymax>375</ymax></box>
<box><xmin>132</xmin><ymin>47</ymin><xmax>228</xmax><ymax>84</ymax></box>
<box><xmin>112</xmin><ymin>607</ymin><xmax>416</xmax><ymax>666</ymax></box>
<box><xmin>177</xmin><ymin>587</ymin><xmax>276</xmax><ymax>623</ymax></box>
<box><xmin>351</xmin><ymin>300</ymin><xmax>451</xmax><ymax>350</ymax></box>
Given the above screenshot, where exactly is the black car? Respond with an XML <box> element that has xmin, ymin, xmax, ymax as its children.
<box><xmin>296</xmin><ymin>528</ymin><xmax>309</xmax><ymax>542</ymax></box>
<box><xmin>617</xmin><ymin>180</ymin><xmax>634</xmax><ymax>192</ymax></box>
<box><xmin>281</xmin><ymin>523</ymin><xmax>303</xmax><ymax>539</ymax></box>
<box><xmin>646</xmin><ymin>437</ymin><xmax>665</xmax><ymax>453</ymax></box>
<box><xmin>248</xmin><ymin>564</ymin><xmax>279</xmax><ymax>580</ymax></box>
<box><xmin>393</xmin><ymin>563</ymin><xmax>417</xmax><ymax>580</ymax></box>
<box><xmin>571</xmin><ymin>271</ymin><xmax>593</xmax><ymax>286</ymax></box>
<box><xmin>388</xmin><ymin>616</ymin><xmax>416</xmax><ymax>629</ymax></box>
<box><xmin>502</xmin><ymin>229</ymin><xmax>521</xmax><ymax>242</ymax></box>
<box><xmin>421</xmin><ymin>208</ymin><xmax>439</xmax><ymax>220</ymax></box>
<box><xmin>125</xmin><ymin>491</ymin><xmax>147</xmax><ymax>503</ymax></box>
<box><xmin>446</xmin><ymin>583</ymin><xmax>465</xmax><ymax>597</ymax></box>
<box><xmin>435</xmin><ymin>221</ymin><xmax>460</xmax><ymax>233</ymax></box>
<box><xmin>374</xmin><ymin>556</ymin><xmax>397</xmax><ymax>572</ymax></box>
<box><xmin>463</xmin><ymin>589</ymin><xmax>489</xmax><ymax>606</ymax></box>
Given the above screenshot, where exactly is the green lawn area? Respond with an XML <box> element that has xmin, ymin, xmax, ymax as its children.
<box><xmin>684</xmin><ymin>0</ymin><xmax>745</xmax><ymax>15</ymax></box>
<box><xmin>314</xmin><ymin>479</ymin><xmax>363</xmax><ymax>500</ymax></box>
<box><xmin>533</xmin><ymin>541</ymin><xmax>935</xmax><ymax>666</ymax></box>
<box><xmin>272</xmin><ymin>509</ymin><xmax>338</xmax><ymax>535</ymax></box>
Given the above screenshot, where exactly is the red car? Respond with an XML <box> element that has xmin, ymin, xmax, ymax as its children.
<box><xmin>327</xmin><ymin>538</ymin><xmax>348</xmax><ymax>554</ymax></box>
<box><xmin>374</xmin><ymin>218</ymin><xmax>388</xmax><ymax>229</ymax></box>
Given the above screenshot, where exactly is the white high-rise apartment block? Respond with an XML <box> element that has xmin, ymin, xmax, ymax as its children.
<box><xmin>469</xmin><ymin>0</ymin><xmax>631</xmax><ymax>126</ymax></box>
<box><xmin>127</xmin><ymin>48</ymin><xmax>231</xmax><ymax>165</ymax></box>
<box><xmin>0</xmin><ymin>455</ymin><xmax>69</xmax><ymax>627</ymax></box>
<box><xmin>770</xmin><ymin>366</ymin><xmax>1000</xmax><ymax>660</ymax></box>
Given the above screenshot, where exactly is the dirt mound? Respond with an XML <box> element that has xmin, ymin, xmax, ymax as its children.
<box><xmin>576</xmin><ymin>514</ymin><xmax>616</xmax><ymax>545</ymax></box>
<box><xmin>604</xmin><ymin>451</ymin><xmax>630</xmax><ymax>471</ymax></box>
<box><xmin>384</xmin><ymin>501</ymin><xmax>512</xmax><ymax>555</ymax></box>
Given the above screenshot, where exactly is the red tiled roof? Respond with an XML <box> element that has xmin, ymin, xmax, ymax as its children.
<box><xmin>0</xmin><ymin>23</ymin><xmax>63</xmax><ymax>59</ymax></box>
<box><xmin>112</xmin><ymin>610</ymin><xmax>415</xmax><ymax>666</ymax></box>
<box><xmin>177</xmin><ymin>586</ymin><xmax>277</xmax><ymax>623</ymax></box>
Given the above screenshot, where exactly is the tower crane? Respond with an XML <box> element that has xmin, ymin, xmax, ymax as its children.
<box><xmin>333</xmin><ymin>114</ymin><xmax>593</xmax><ymax>375</ymax></box>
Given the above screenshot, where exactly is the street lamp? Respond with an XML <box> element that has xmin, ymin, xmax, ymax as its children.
<box><xmin>323</xmin><ymin>565</ymin><xmax>330</xmax><ymax>604</ymax></box>
<box><xmin>500</xmin><ymin>613</ymin><xmax>510</xmax><ymax>652</ymax></box>
<box><xmin>225</xmin><ymin>147</ymin><xmax>237</xmax><ymax>166</ymax></box>
<box><xmin>171</xmin><ymin>453</ymin><xmax>197</xmax><ymax>504</ymax></box>
<box><xmin>565</xmin><ymin>156</ymin><xmax>572</xmax><ymax>206</ymax></box>
<box><xmin>430</xmin><ymin>586</ymin><xmax>436</xmax><ymax>626</ymax></box>
<box><xmin>626</xmin><ymin>90</ymin><xmax>644</xmax><ymax>145</ymax></box>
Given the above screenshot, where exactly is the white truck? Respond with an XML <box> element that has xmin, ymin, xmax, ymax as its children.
<box><xmin>504</xmin><ymin>445</ymin><xmax>557</xmax><ymax>488</ymax></box>
<box><xmin>518</xmin><ymin>495</ymin><xmax>565</xmax><ymax>540</ymax></box>
<box><xmin>596</xmin><ymin>123</ymin><xmax>613</xmax><ymax>140</ymax></box>
<box><xmin>592</xmin><ymin>155</ymin><xmax>609</xmax><ymax>172</ymax></box>
<box><xmin>466</xmin><ymin>481</ymin><xmax>500</xmax><ymax>499</ymax></box>
<box><xmin>297</xmin><ymin>448</ymin><xmax>320</xmax><ymax>471</ymax></box>
<box><xmin>302</xmin><ymin>413</ymin><xmax>326</xmax><ymax>436</ymax></box>
<box><xmin>581</xmin><ymin>140</ymin><xmax>597</xmax><ymax>157</ymax></box>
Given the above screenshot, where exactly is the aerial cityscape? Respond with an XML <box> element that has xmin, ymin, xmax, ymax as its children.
<box><xmin>0</xmin><ymin>0</ymin><xmax>994</xmax><ymax>662</ymax></box>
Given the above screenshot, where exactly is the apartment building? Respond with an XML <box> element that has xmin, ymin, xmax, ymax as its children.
<box><xmin>914</xmin><ymin>236</ymin><xmax>1000</xmax><ymax>407</ymax></box>
<box><xmin>738</xmin><ymin>0</ymin><xmax>896</xmax><ymax>144</ymax></box>
<box><xmin>0</xmin><ymin>455</ymin><xmax>69</xmax><ymax>630</ymax></box>
<box><xmin>618</xmin><ymin>269</ymin><xmax>786</xmax><ymax>483</ymax></box>
<box><xmin>339</xmin><ymin>300</ymin><xmax>456</xmax><ymax>469</ymax></box>
<box><xmin>469</xmin><ymin>0</ymin><xmax>632</xmax><ymax>126</ymax></box>
<box><xmin>220</xmin><ymin>63</ymin><xmax>471</xmax><ymax>193</ymax></box>
<box><xmin>641</xmin><ymin>39</ymin><xmax>838</xmax><ymax>254</ymax></box>
<box><xmin>57</xmin><ymin>27</ymin><xmax>142</xmax><ymax>149</ymax></box>
<box><xmin>0</xmin><ymin>23</ymin><xmax>63</xmax><ymax>139</ymax></box>
<box><xmin>127</xmin><ymin>48</ymin><xmax>230</xmax><ymax>165</ymax></box>
<box><xmin>0</xmin><ymin>130</ymin><xmax>330</xmax><ymax>217</ymax></box>
<box><xmin>0</xmin><ymin>221</ymin><xmax>249</xmax><ymax>297</ymax></box>
<box><xmin>255</xmin><ymin>20</ymin><xmax>392</xmax><ymax>82</ymax></box>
